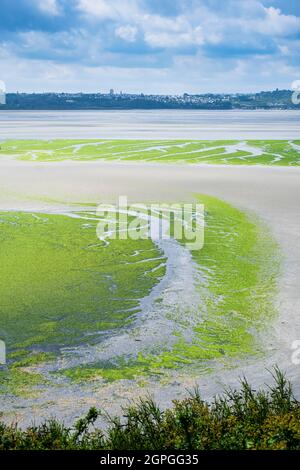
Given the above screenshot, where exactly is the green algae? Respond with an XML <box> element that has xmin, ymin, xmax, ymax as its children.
<box><xmin>0</xmin><ymin>210</ymin><xmax>165</xmax><ymax>394</ymax></box>
<box><xmin>145</xmin><ymin>195</ymin><xmax>279</xmax><ymax>367</ymax></box>
<box><xmin>0</xmin><ymin>368</ymin><xmax>48</xmax><ymax>398</ymax></box>
<box><xmin>1</xmin><ymin>139</ymin><xmax>299</xmax><ymax>165</ymax></box>
<box><xmin>0</xmin><ymin>194</ymin><xmax>280</xmax><ymax>393</ymax></box>
<box><xmin>60</xmin><ymin>195</ymin><xmax>280</xmax><ymax>384</ymax></box>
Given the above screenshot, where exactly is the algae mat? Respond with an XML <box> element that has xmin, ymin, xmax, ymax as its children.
<box><xmin>0</xmin><ymin>195</ymin><xmax>279</xmax><ymax>400</ymax></box>
<box><xmin>1</xmin><ymin>139</ymin><xmax>300</xmax><ymax>165</ymax></box>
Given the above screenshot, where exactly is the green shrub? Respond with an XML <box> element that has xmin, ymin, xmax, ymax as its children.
<box><xmin>1</xmin><ymin>368</ymin><xmax>300</xmax><ymax>450</ymax></box>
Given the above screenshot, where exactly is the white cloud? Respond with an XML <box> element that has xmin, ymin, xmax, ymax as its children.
<box><xmin>2</xmin><ymin>0</ymin><xmax>300</xmax><ymax>94</ymax></box>
<box><xmin>233</xmin><ymin>5</ymin><xmax>300</xmax><ymax>37</ymax></box>
<box><xmin>76</xmin><ymin>1</ymin><xmax>300</xmax><ymax>52</ymax></box>
<box><xmin>35</xmin><ymin>0</ymin><xmax>60</xmax><ymax>16</ymax></box>
<box><xmin>278</xmin><ymin>44</ymin><xmax>289</xmax><ymax>55</ymax></box>
<box><xmin>115</xmin><ymin>25</ymin><xmax>138</xmax><ymax>42</ymax></box>
<box><xmin>77</xmin><ymin>0</ymin><xmax>115</xmax><ymax>19</ymax></box>
<box><xmin>144</xmin><ymin>27</ymin><xmax>204</xmax><ymax>48</ymax></box>
<box><xmin>262</xmin><ymin>7</ymin><xmax>300</xmax><ymax>36</ymax></box>
<box><xmin>1</xmin><ymin>42</ymin><xmax>300</xmax><ymax>95</ymax></box>
<box><xmin>76</xmin><ymin>0</ymin><xmax>139</xmax><ymax>20</ymax></box>
<box><xmin>141</xmin><ymin>14</ymin><xmax>205</xmax><ymax>48</ymax></box>
<box><xmin>141</xmin><ymin>14</ymin><xmax>188</xmax><ymax>33</ymax></box>
<box><xmin>18</xmin><ymin>31</ymin><xmax>50</xmax><ymax>50</ymax></box>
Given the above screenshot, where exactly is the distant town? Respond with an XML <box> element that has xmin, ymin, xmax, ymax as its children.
<box><xmin>1</xmin><ymin>88</ymin><xmax>299</xmax><ymax>110</ymax></box>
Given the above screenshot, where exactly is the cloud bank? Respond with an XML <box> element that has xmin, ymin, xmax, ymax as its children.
<box><xmin>0</xmin><ymin>0</ymin><xmax>300</xmax><ymax>93</ymax></box>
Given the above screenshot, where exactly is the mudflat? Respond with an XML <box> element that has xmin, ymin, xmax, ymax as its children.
<box><xmin>0</xmin><ymin>159</ymin><xmax>300</xmax><ymax>404</ymax></box>
<box><xmin>1</xmin><ymin>109</ymin><xmax>300</xmax><ymax>139</ymax></box>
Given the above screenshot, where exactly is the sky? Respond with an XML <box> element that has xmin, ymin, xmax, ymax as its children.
<box><xmin>0</xmin><ymin>0</ymin><xmax>300</xmax><ymax>94</ymax></box>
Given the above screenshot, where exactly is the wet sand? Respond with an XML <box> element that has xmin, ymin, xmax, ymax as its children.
<box><xmin>1</xmin><ymin>109</ymin><xmax>300</xmax><ymax>139</ymax></box>
<box><xmin>1</xmin><ymin>159</ymin><xmax>300</xmax><ymax>424</ymax></box>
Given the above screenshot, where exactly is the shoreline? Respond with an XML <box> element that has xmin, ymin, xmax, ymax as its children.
<box><xmin>1</xmin><ymin>109</ymin><xmax>300</xmax><ymax>139</ymax></box>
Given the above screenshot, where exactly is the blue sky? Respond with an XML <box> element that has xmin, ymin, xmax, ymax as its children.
<box><xmin>1</xmin><ymin>0</ymin><xmax>300</xmax><ymax>93</ymax></box>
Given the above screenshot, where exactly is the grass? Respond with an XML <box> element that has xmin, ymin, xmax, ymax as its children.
<box><xmin>1</xmin><ymin>139</ymin><xmax>300</xmax><ymax>165</ymax></box>
<box><xmin>1</xmin><ymin>369</ymin><xmax>300</xmax><ymax>450</ymax></box>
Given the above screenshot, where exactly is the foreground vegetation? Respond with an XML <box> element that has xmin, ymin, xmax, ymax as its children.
<box><xmin>1</xmin><ymin>139</ymin><xmax>300</xmax><ymax>165</ymax></box>
<box><xmin>1</xmin><ymin>369</ymin><xmax>300</xmax><ymax>450</ymax></box>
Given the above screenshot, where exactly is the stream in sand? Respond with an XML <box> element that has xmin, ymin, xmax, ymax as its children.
<box><xmin>1</xmin><ymin>109</ymin><xmax>300</xmax><ymax>424</ymax></box>
<box><xmin>0</xmin><ymin>158</ymin><xmax>300</xmax><ymax>425</ymax></box>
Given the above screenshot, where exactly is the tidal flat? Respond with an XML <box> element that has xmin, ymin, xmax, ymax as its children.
<box><xmin>0</xmin><ymin>195</ymin><xmax>279</xmax><ymax>421</ymax></box>
<box><xmin>1</xmin><ymin>110</ymin><xmax>300</xmax><ymax>140</ymax></box>
<box><xmin>1</xmin><ymin>139</ymin><xmax>300</xmax><ymax>165</ymax></box>
<box><xmin>0</xmin><ymin>140</ymin><xmax>300</xmax><ymax>426</ymax></box>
